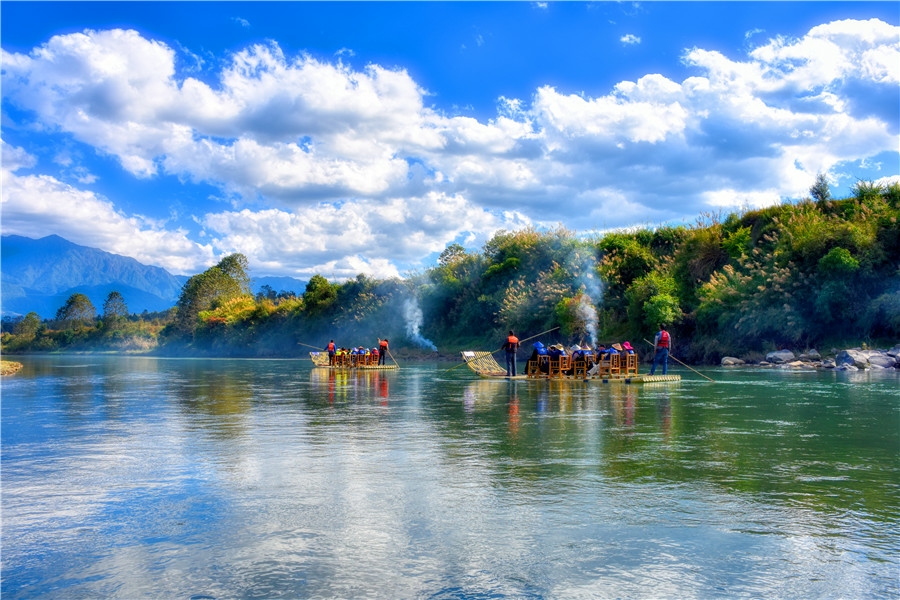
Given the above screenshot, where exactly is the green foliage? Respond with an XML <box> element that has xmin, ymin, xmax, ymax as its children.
<box><xmin>885</xmin><ymin>182</ymin><xmax>900</xmax><ymax>209</ymax></box>
<box><xmin>102</xmin><ymin>290</ymin><xmax>129</xmax><ymax>330</ymax></box>
<box><xmin>809</xmin><ymin>172</ymin><xmax>831</xmax><ymax>204</ymax></box>
<box><xmin>8</xmin><ymin>180</ymin><xmax>899</xmax><ymax>359</ymax></box>
<box><xmin>302</xmin><ymin>274</ymin><xmax>339</xmax><ymax>316</ymax></box>
<box><xmin>14</xmin><ymin>312</ymin><xmax>41</xmax><ymax>339</ymax></box>
<box><xmin>55</xmin><ymin>293</ymin><xmax>96</xmax><ymax>328</ymax></box>
<box><xmin>626</xmin><ymin>272</ymin><xmax>680</xmax><ymax>337</ymax></box>
<box><xmin>817</xmin><ymin>247</ymin><xmax>859</xmax><ymax>277</ymax></box>
<box><xmin>174</xmin><ymin>253</ymin><xmax>251</xmax><ymax>335</ymax></box>
<box><xmin>852</xmin><ymin>179</ymin><xmax>883</xmax><ymax>204</ymax></box>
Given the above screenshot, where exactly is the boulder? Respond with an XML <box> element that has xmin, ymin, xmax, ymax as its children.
<box><xmin>887</xmin><ymin>345</ymin><xmax>900</xmax><ymax>358</ymax></box>
<box><xmin>821</xmin><ymin>359</ymin><xmax>836</xmax><ymax>369</ymax></box>
<box><xmin>766</xmin><ymin>349</ymin><xmax>795</xmax><ymax>364</ymax></box>
<box><xmin>868</xmin><ymin>353</ymin><xmax>897</xmax><ymax>369</ymax></box>
<box><xmin>835</xmin><ymin>363</ymin><xmax>859</xmax><ymax>371</ymax></box>
<box><xmin>836</xmin><ymin>349</ymin><xmax>869</xmax><ymax>369</ymax></box>
<box><xmin>798</xmin><ymin>349</ymin><xmax>821</xmax><ymax>361</ymax></box>
<box><xmin>721</xmin><ymin>357</ymin><xmax>745</xmax><ymax>366</ymax></box>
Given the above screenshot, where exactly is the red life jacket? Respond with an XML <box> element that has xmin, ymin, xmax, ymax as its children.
<box><xmin>327</xmin><ymin>342</ymin><xmax>335</xmax><ymax>352</ymax></box>
<box><xmin>657</xmin><ymin>330</ymin><xmax>670</xmax><ymax>348</ymax></box>
<box><xmin>379</xmin><ymin>340</ymin><xmax>388</xmax><ymax>350</ymax></box>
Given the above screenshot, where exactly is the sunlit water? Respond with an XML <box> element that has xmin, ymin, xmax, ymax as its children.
<box><xmin>2</xmin><ymin>356</ymin><xmax>898</xmax><ymax>599</ymax></box>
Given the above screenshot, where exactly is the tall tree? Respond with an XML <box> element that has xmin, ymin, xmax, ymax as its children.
<box><xmin>174</xmin><ymin>253</ymin><xmax>251</xmax><ymax>334</ymax></box>
<box><xmin>102</xmin><ymin>291</ymin><xmax>129</xmax><ymax>325</ymax></box>
<box><xmin>13</xmin><ymin>312</ymin><xmax>41</xmax><ymax>340</ymax></box>
<box><xmin>56</xmin><ymin>293</ymin><xmax>96</xmax><ymax>328</ymax></box>
<box><xmin>809</xmin><ymin>172</ymin><xmax>831</xmax><ymax>205</ymax></box>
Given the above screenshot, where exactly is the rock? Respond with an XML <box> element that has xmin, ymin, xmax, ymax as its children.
<box><xmin>766</xmin><ymin>349</ymin><xmax>795</xmax><ymax>364</ymax></box>
<box><xmin>721</xmin><ymin>357</ymin><xmax>745</xmax><ymax>366</ymax></box>
<box><xmin>836</xmin><ymin>349</ymin><xmax>869</xmax><ymax>369</ymax></box>
<box><xmin>887</xmin><ymin>345</ymin><xmax>900</xmax><ymax>358</ymax></box>
<box><xmin>868</xmin><ymin>353</ymin><xmax>897</xmax><ymax>368</ymax></box>
<box><xmin>835</xmin><ymin>363</ymin><xmax>858</xmax><ymax>371</ymax></box>
<box><xmin>798</xmin><ymin>349</ymin><xmax>821</xmax><ymax>361</ymax></box>
<box><xmin>821</xmin><ymin>359</ymin><xmax>836</xmax><ymax>369</ymax></box>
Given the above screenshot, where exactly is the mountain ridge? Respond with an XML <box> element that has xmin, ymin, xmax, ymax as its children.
<box><xmin>1</xmin><ymin>235</ymin><xmax>307</xmax><ymax>318</ymax></box>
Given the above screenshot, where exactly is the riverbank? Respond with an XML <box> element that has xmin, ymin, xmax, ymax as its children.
<box><xmin>1</xmin><ymin>360</ymin><xmax>23</xmax><ymax>376</ymax></box>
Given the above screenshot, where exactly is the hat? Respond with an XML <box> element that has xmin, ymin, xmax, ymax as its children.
<box><xmin>533</xmin><ymin>341</ymin><xmax>544</xmax><ymax>348</ymax></box>
<box><xmin>622</xmin><ymin>341</ymin><xmax>633</xmax><ymax>351</ymax></box>
<box><xmin>552</xmin><ymin>344</ymin><xmax>565</xmax><ymax>350</ymax></box>
<box><xmin>612</xmin><ymin>343</ymin><xmax>623</xmax><ymax>351</ymax></box>
<box><xmin>570</xmin><ymin>345</ymin><xmax>581</xmax><ymax>352</ymax></box>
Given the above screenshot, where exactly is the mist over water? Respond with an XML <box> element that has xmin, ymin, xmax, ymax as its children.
<box><xmin>403</xmin><ymin>297</ymin><xmax>437</xmax><ymax>351</ymax></box>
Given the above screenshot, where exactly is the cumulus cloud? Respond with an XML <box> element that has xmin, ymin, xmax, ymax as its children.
<box><xmin>620</xmin><ymin>34</ymin><xmax>641</xmax><ymax>45</ymax></box>
<box><xmin>1</xmin><ymin>141</ymin><xmax>213</xmax><ymax>273</ymax></box>
<box><xmin>1</xmin><ymin>18</ymin><xmax>897</xmax><ymax>277</ymax></box>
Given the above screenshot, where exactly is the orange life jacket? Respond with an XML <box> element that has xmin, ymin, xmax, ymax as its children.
<box><xmin>657</xmin><ymin>330</ymin><xmax>670</xmax><ymax>348</ymax></box>
<box><xmin>507</xmin><ymin>335</ymin><xmax>519</xmax><ymax>350</ymax></box>
<box><xmin>380</xmin><ymin>340</ymin><xmax>388</xmax><ymax>350</ymax></box>
<box><xmin>327</xmin><ymin>342</ymin><xmax>335</xmax><ymax>352</ymax></box>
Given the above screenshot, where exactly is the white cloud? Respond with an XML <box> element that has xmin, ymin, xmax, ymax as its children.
<box><xmin>620</xmin><ymin>34</ymin><xmax>641</xmax><ymax>45</ymax></box>
<box><xmin>1</xmin><ymin>18</ymin><xmax>897</xmax><ymax>276</ymax></box>
<box><xmin>1</xmin><ymin>142</ymin><xmax>213</xmax><ymax>273</ymax></box>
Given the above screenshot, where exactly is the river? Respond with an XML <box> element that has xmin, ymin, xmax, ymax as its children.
<box><xmin>2</xmin><ymin>355</ymin><xmax>897</xmax><ymax>598</ymax></box>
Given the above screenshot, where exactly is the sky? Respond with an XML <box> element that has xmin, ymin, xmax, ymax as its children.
<box><xmin>2</xmin><ymin>2</ymin><xmax>898</xmax><ymax>281</ymax></box>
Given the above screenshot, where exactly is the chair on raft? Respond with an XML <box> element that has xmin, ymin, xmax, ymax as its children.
<box><xmin>623</xmin><ymin>353</ymin><xmax>639</xmax><ymax>376</ymax></box>
<box><xmin>548</xmin><ymin>355</ymin><xmax>569</xmax><ymax>378</ymax></box>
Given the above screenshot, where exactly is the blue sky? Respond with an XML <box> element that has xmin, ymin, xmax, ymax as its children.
<box><xmin>2</xmin><ymin>2</ymin><xmax>898</xmax><ymax>279</ymax></box>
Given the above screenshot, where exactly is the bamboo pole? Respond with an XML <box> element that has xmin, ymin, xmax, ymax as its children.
<box><xmin>643</xmin><ymin>338</ymin><xmax>716</xmax><ymax>382</ymax></box>
<box><xmin>444</xmin><ymin>326</ymin><xmax>561</xmax><ymax>373</ymax></box>
<box><xmin>386</xmin><ymin>347</ymin><xmax>400</xmax><ymax>368</ymax></box>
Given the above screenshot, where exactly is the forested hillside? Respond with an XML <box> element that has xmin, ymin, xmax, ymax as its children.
<box><xmin>4</xmin><ymin>181</ymin><xmax>898</xmax><ymax>362</ymax></box>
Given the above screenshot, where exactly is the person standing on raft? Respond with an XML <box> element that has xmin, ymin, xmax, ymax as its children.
<box><xmin>326</xmin><ymin>340</ymin><xmax>336</xmax><ymax>366</ymax></box>
<box><xmin>650</xmin><ymin>325</ymin><xmax>671</xmax><ymax>375</ymax></box>
<box><xmin>378</xmin><ymin>338</ymin><xmax>389</xmax><ymax>365</ymax></box>
<box><xmin>503</xmin><ymin>330</ymin><xmax>520</xmax><ymax>377</ymax></box>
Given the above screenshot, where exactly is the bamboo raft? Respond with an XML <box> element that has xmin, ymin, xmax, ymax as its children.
<box><xmin>310</xmin><ymin>351</ymin><xmax>399</xmax><ymax>370</ymax></box>
<box><xmin>460</xmin><ymin>351</ymin><xmax>680</xmax><ymax>384</ymax></box>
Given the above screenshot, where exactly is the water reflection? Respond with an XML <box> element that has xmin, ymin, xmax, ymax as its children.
<box><xmin>309</xmin><ymin>368</ymin><xmax>393</xmax><ymax>405</ymax></box>
<box><xmin>1</xmin><ymin>358</ymin><xmax>897</xmax><ymax>599</ymax></box>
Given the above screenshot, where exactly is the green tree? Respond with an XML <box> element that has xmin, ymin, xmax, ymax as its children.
<box><xmin>102</xmin><ymin>291</ymin><xmax>129</xmax><ymax>326</ymax></box>
<box><xmin>174</xmin><ymin>254</ymin><xmax>251</xmax><ymax>335</ymax></box>
<box><xmin>302</xmin><ymin>274</ymin><xmax>339</xmax><ymax>316</ymax></box>
<box><xmin>55</xmin><ymin>293</ymin><xmax>96</xmax><ymax>328</ymax></box>
<box><xmin>810</xmin><ymin>172</ymin><xmax>831</xmax><ymax>205</ymax></box>
<box><xmin>13</xmin><ymin>312</ymin><xmax>41</xmax><ymax>340</ymax></box>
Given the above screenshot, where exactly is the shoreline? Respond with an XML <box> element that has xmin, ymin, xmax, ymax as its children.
<box><xmin>1</xmin><ymin>360</ymin><xmax>23</xmax><ymax>376</ymax></box>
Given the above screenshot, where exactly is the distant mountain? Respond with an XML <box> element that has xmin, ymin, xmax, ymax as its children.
<box><xmin>252</xmin><ymin>276</ymin><xmax>308</xmax><ymax>296</ymax></box>
<box><xmin>1</xmin><ymin>235</ymin><xmax>186</xmax><ymax>318</ymax></box>
<box><xmin>1</xmin><ymin>235</ymin><xmax>308</xmax><ymax>318</ymax></box>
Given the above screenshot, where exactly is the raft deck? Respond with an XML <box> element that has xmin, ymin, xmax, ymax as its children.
<box><xmin>310</xmin><ymin>351</ymin><xmax>399</xmax><ymax>370</ymax></box>
<box><xmin>459</xmin><ymin>351</ymin><xmax>680</xmax><ymax>383</ymax></box>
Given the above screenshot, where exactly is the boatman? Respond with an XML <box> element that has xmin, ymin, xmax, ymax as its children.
<box><xmin>503</xmin><ymin>330</ymin><xmax>520</xmax><ymax>377</ymax></box>
<box><xmin>326</xmin><ymin>339</ymin><xmax>336</xmax><ymax>366</ymax></box>
<box><xmin>378</xmin><ymin>338</ymin><xmax>389</xmax><ymax>365</ymax></box>
<box><xmin>650</xmin><ymin>325</ymin><xmax>671</xmax><ymax>375</ymax></box>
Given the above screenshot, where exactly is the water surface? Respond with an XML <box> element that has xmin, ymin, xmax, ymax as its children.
<box><xmin>2</xmin><ymin>356</ymin><xmax>898</xmax><ymax>598</ymax></box>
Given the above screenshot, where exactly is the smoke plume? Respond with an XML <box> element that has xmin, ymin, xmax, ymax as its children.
<box><xmin>403</xmin><ymin>298</ymin><xmax>437</xmax><ymax>351</ymax></box>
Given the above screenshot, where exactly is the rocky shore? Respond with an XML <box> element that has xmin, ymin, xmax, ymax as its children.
<box><xmin>721</xmin><ymin>345</ymin><xmax>900</xmax><ymax>370</ymax></box>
